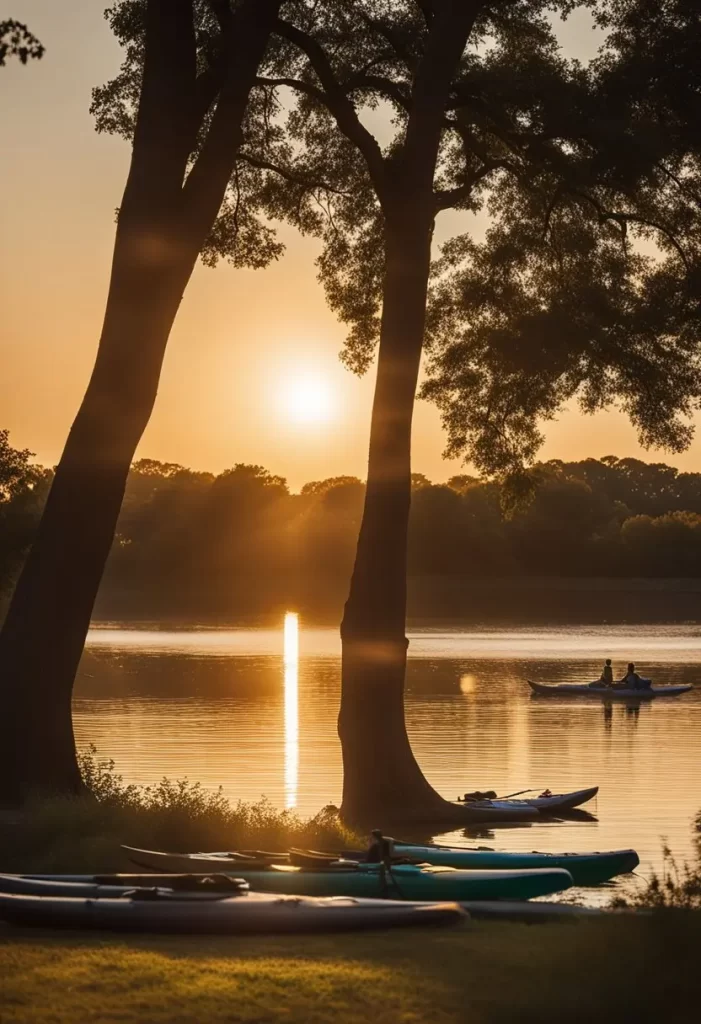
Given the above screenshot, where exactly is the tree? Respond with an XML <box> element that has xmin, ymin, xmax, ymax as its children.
<box><xmin>0</xmin><ymin>0</ymin><xmax>283</xmax><ymax>803</ymax></box>
<box><xmin>0</xmin><ymin>431</ymin><xmax>51</xmax><ymax>595</ymax></box>
<box><xmin>0</xmin><ymin>19</ymin><xmax>44</xmax><ymax>66</ymax></box>
<box><xmin>243</xmin><ymin>0</ymin><xmax>617</xmax><ymax>822</ymax></box>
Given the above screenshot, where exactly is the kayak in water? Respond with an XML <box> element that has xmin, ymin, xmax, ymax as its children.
<box><xmin>0</xmin><ymin>889</ymin><xmax>467</xmax><ymax>934</ymax></box>
<box><xmin>459</xmin><ymin>787</ymin><xmax>598</xmax><ymax>814</ymax></box>
<box><xmin>528</xmin><ymin>681</ymin><xmax>693</xmax><ymax>699</ymax></box>
<box><xmin>454</xmin><ymin>799</ymin><xmax>539</xmax><ymax>821</ymax></box>
<box><xmin>120</xmin><ymin>847</ymin><xmax>573</xmax><ymax>901</ymax></box>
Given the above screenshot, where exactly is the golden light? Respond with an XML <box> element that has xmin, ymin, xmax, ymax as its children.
<box><xmin>460</xmin><ymin>673</ymin><xmax>476</xmax><ymax>695</ymax></box>
<box><xmin>283</xmin><ymin>612</ymin><xmax>299</xmax><ymax>809</ymax></box>
<box><xmin>281</xmin><ymin>372</ymin><xmax>335</xmax><ymax>425</ymax></box>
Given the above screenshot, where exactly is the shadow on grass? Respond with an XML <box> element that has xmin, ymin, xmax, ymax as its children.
<box><xmin>1</xmin><ymin>914</ymin><xmax>698</xmax><ymax>1023</ymax></box>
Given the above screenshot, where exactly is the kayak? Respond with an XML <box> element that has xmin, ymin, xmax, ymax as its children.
<box><xmin>121</xmin><ymin>847</ymin><xmax>573</xmax><ymax>900</ymax></box>
<box><xmin>461</xmin><ymin>787</ymin><xmax>598</xmax><ymax>815</ymax></box>
<box><xmin>386</xmin><ymin>845</ymin><xmax>638</xmax><ymax>885</ymax></box>
<box><xmin>18</xmin><ymin>841</ymin><xmax>636</xmax><ymax>890</ymax></box>
<box><xmin>522</xmin><ymin>786</ymin><xmax>598</xmax><ymax>812</ymax></box>
<box><xmin>0</xmin><ymin>890</ymin><xmax>466</xmax><ymax>934</ymax></box>
<box><xmin>455</xmin><ymin>800</ymin><xmax>540</xmax><ymax>822</ymax></box>
<box><xmin>455</xmin><ymin>801</ymin><xmax>539</xmax><ymax>822</ymax></box>
<box><xmin>528</xmin><ymin>681</ymin><xmax>693</xmax><ymax>699</ymax></box>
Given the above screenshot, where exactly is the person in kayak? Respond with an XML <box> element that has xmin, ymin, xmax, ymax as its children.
<box><xmin>617</xmin><ymin>663</ymin><xmax>650</xmax><ymax>690</ymax></box>
<box><xmin>589</xmin><ymin>659</ymin><xmax>613</xmax><ymax>688</ymax></box>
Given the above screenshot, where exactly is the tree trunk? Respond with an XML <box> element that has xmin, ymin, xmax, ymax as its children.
<box><xmin>0</xmin><ymin>215</ymin><xmax>196</xmax><ymax>802</ymax></box>
<box><xmin>339</xmin><ymin>206</ymin><xmax>465</xmax><ymax>826</ymax></box>
<box><xmin>0</xmin><ymin>0</ymin><xmax>283</xmax><ymax>806</ymax></box>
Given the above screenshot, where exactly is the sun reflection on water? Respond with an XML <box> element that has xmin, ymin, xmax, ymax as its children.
<box><xmin>283</xmin><ymin>612</ymin><xmax>299</xmax><ymax>808</ymax></box>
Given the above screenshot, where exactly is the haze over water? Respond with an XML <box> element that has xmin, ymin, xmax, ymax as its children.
<box><xmin>74</xmin><ymin>619</ymin><xmax>701</xmax><ymax>904</ymax></box>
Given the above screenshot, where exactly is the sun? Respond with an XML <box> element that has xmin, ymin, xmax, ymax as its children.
<box><xmin>281</xmin><ymin>372</ymin><xmax>335</xmax><ymax>425</ymax></box>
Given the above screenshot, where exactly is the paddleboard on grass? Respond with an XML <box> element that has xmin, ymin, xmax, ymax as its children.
<box><xmin>0</xmin><ymin>889</ymin><xmax>467</xmax><ymax>934</ymax></box>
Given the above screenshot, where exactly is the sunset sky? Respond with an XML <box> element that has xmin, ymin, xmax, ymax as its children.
<box><xmin>3</xmin><ymin>1</ymin><xmax>700</xmax><ymax>491</ymax></box>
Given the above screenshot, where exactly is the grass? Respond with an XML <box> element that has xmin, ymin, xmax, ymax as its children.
<box><xmin>0</xmin><ymin>748</ymin><xmax>362</xmax><ymax>874</ymax></box>
<box><xmin>0</xmin><ymin>915</ymin><xmax>699</xmax><ymax>1023</ymax></box>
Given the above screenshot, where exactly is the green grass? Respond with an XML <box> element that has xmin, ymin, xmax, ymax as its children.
<box><xmin>0</xmin><ymin>748</ymin><xmax>362</xmax><ymax>874</ymax></box>
<box><xmin>0</xmin><ymin>915</ymin><xmax>698</xmax><ymax>1023</ymax></box>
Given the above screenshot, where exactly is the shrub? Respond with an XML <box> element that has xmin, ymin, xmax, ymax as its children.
<box><xmin>612</xmin><ymin>814</ymin><xmax>701</xmax><ymax>910</ymax></box>
<box><xmin>0</xmin><ymin>747</ymin><xmax>362</xmax><ymax>874</ymax></box>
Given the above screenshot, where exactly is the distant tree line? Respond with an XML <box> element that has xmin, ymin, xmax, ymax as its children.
<box><xmin>4</xmin><ymin>429</ymin><xmax>701</xmax><ymax>616</ymax></box>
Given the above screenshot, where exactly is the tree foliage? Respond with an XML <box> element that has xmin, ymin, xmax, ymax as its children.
<box><xmin>0</xmin><ymin>19</ymin><xmax>44</xmax><ymax>66</ymax></box>
<box><xmin>93</xmin><ymin>2</ymin><xmax>701</xmax><ymax>486</ymax></box>
<box><xmin>423</xmin><ymin>0</ymin><xmax>701</xmax><ymax>477</ymax></box>
<box><xmin>6</xmin><ymin>443</ymin><xmax>701</xmax><ymax>613</ymax></box>
<box><xmin>0</xmin><ymin>431</ymin><xmax>51</xmax><ymax>590</ymax></box>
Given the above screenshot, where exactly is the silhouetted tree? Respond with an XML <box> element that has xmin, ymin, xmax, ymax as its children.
<box><xmin>247</xmin><ymin>0</ymin><xmax>646</xmax><ymax>821</ymax></box>
<box><xmin>0</xmin><ymin>0</ymin><xmax>283</xmax><ymax>803</ymax></box>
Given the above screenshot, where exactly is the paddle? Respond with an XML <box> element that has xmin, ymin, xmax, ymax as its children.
<box><xmin>498</xmin><ymin>788</ymin><xmax>543</xmax><ymax>799</ymax></box>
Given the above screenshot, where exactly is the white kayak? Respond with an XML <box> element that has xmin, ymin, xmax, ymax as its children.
<box><xmin>528</xmin><ymin>680</ymin><xmax>692</xmax><ymax>699</ymax></box>
<box><xmin>0</xmin><ymin>889</ymin><xmax>466</xmax><ymax>934</ymax></box>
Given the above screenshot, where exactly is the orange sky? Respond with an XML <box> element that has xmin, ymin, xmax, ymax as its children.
<box><xmin>2</xmin><ymin>1</ymin><xmax>700</xmax><ymax>491</ymax></box>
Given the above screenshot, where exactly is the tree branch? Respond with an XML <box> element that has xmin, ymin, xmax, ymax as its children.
<box><xmin>255</xmin><ymin>74</ymin><xmax>326</xmax><ymax>104</ymax></box>
<box><xmin>569</xmin><ymin>190</ymin><xmax>690</xmax><ymax>269</ymax></box>
<box><xmin>434</xmin><ymin>160</ymin><xmax>508</xmax><ymax>210</ymax></box>
<box><xmin>236</xmin><ymin>150</ymin><xmax>352</xmax><ymax>196</ymax></box>
<box><xmin>182</xmin><ymin>0</ymin><xmax>283</xmax><ymax>242</ymax></box>
<box><xmin>274</xmin><ymin>19</ymin><xmax>387</xmax><ymax>193</ymax></box>
<box><xmin>345</xmin><ymin>73</ymin><xmax>411</xmax><ymax>112</ymax></box>
<box><xmin>658</xmin><ymin>163</ymin><xmax>701</xmax><ymax>212</ymax></box>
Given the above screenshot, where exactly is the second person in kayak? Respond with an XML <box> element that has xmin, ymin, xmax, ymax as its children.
<box><xmin>615</xmin><ymin>663</ymin><xmax>651</xmax><ymax>690</ymax></box>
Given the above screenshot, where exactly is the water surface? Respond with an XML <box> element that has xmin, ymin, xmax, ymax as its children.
<box><xmin>75</xmin><ymin>621</ymin><xmax>701</xmax><ymax>904</ymax></box>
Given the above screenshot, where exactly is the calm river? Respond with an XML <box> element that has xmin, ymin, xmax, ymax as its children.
<box><xmin>75</xmin><ymin>620</ymin><xmax>701</xmax><ymax>904</ymax></box>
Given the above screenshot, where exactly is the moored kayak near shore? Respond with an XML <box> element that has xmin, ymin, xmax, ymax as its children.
<box><xmin>528</xmin><ymin>680</ymin><xmax>693</xmax><ymax>699</ymax></box>
<box><xmin>376</xmin><ymin>845</ymin><xmax>638</xmax><ymax>886</ymax></box>
<box><xmin>0</xmin><ymin>890</ymin><xmax>467</xmax><ymax>934</ymax></box>
<box><xmin>458</xmin><ymin>787</ymin><xmax>598</xmax><ymax>815</ymax></box>
<box><xmin>19</xmin><ymin>839</ymin><xmax>637</xmax><ymax>888</ymax></box>
<box><xmin>120</xmin><ymin>847</ymin><xmax>574</xmax><ymax>901</ymax></box>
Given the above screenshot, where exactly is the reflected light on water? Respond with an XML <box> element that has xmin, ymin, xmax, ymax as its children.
<box><xmin>460</xmin><ymin>673</ymin><xmax>476</xmax><ymax>694</ymax></box>
<box><xmin>283</xmin><ymin>612</ymin><xmax>299</xmax><ymax>808</ymax></box>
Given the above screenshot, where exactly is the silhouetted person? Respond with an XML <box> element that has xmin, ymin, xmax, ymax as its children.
<box><xmin>619</xmin><ymin>663</ymin><xmax>650</xmax><ymax>690</ymax></box>
<box><xmin>590</xmin><ymin>658</ymin><xmax>613</xmax><ymax>688</ymax></box>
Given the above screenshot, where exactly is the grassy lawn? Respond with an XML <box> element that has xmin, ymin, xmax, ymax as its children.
<box><xmin>0</xmin><ymin>915</ymin><xmax>697</xmax><ymax>1023</ymax></box>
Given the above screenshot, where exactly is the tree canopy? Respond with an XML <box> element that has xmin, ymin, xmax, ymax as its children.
<box><xmin>423</xmin><ymin>0</ymin><xmax>701</xmax><ymax>477</ymax></box>
<box><xmin>94</xmin><ymin>1</ymin><xmax>701</xmax><ymax>484</ymax></box>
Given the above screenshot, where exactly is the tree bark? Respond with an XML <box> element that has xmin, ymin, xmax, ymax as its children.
<box><xmin>339</xmin><ymin>203</ymin><xmax>465</xmax><ymax>826</ymax></box>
